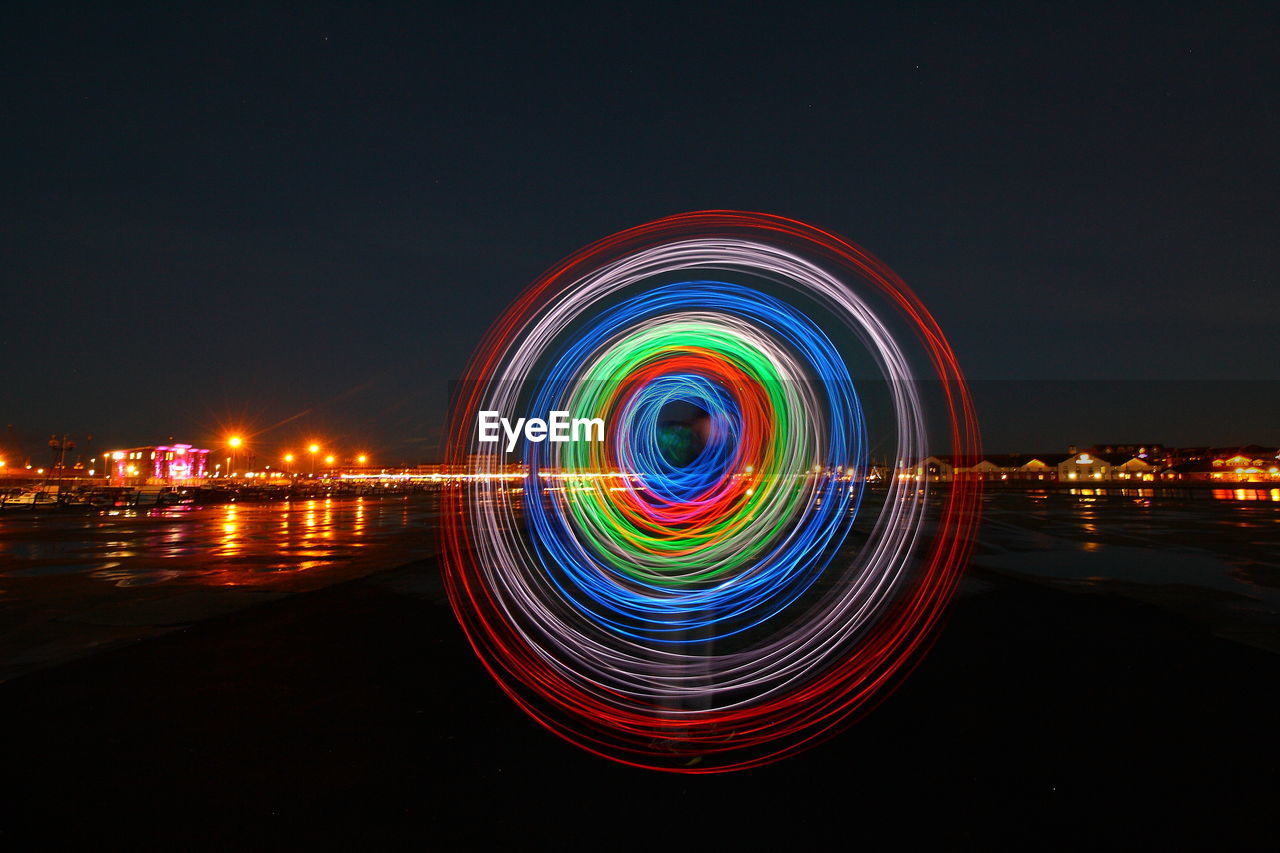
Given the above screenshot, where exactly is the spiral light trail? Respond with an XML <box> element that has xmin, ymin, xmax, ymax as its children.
<box><xmin>444</xmin><ymin>211</ymin><xmax>981</xmax><ymax>772</ymax></box>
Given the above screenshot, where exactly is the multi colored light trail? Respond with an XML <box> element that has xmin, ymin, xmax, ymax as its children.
<box><xmin>443</xmin><ymin>211</ymin><xmax>981</xmax><ymax>772</ymax></box>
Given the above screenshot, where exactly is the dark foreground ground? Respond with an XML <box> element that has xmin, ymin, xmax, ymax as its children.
<box><xmin>2</xmin><ymin>559</ymin><xmax>1275</xmax><ymax>849</ymax></box>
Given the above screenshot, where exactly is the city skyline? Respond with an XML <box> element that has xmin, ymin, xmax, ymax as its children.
<box><xmin>5</xmin><ymin>376</ymin><xmax>1277</xmax><ymax>467</ymax></box>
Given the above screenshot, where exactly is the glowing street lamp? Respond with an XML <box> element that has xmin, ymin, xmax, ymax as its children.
<box><xmin>357</xmin><ymin>454</ymin><xmax>368</xmax><ymax>465</ymax></box>
<box><xmin>226</xmin><ymin>435</ymin><xmax>244</xmax><ymax>479</ymax></box>
<box><xmin>308</xmin><ymin>443</ymin><xmax>320</xmax><ymax>476</ymax></box>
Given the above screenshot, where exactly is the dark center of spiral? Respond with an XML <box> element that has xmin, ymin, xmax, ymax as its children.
<box><xmin>656</xmin><ymin>401</ymin><xmax>711</xmax><ymax>468</ymax></box>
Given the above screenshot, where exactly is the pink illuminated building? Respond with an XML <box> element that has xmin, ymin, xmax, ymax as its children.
<box><xmin>107</xmin><ymin>444</ymin><xmax>210</xmax><ymax>485</ymax></box>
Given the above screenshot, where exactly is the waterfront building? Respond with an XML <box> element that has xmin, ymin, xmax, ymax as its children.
<box><xmin>1163</xmin><ymin>447</ymin><xmax>1280</xmax><ymax>483</ymax></box>
<box><xmin>980</xmin><ymin>454</ymin><xmax>1071</xmax><ymax>481</ymax></box>
<box><xmin>922</xmin><ymin>453</ymin><xmax>1071</xmax><ymax>482</ymax></box>
<box><xmin>1013</xmin><ymin>454</ymin><xmax>1070</xmax><ymax>480</ymax></box>
<box><xmin>921</xmin><ymin>455</ymin><xmax>954</xmax><ymax>482</ymax></box>
<box><xmin>107</xmin><ymin>444</ymin><xmax>209</xmax><ymax>485</ymax></box>
<box><xmin>1112</xmin><ymin>456</ymin><xmax>1159</xmax><ymax>481</ymax></box>
<box><xmin>1057</xmin><ymin>451</ymin><xmax>1111</xmax><ymax>482</ymax></box>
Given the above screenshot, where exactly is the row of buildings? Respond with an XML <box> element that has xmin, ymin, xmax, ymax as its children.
<box><xmin>7</xmin><ymin>441</ymin><xmax>1279</xmax><ymax>487</ymax></box>
<box><xmin>342</xmin><ymin>445</ymin><xmax>1280</xmax><ymax>486</ymax></box>
<box><xmin>919</xmin><ymin>444</ymin><xmax>1280</xmax><ymax>484</ymax></box>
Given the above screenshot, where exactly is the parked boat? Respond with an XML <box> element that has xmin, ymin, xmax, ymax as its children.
<box><xmin>0</xmin><ymin>489</ymin><xmax>61</xmax><ymax>510</ymax></box>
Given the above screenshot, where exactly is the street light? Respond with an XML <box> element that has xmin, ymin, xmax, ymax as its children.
<box><xmin>227</xmin><ymin>436</ymin><xmax>244</xmax><ymax>479</ymax></box>
<box><xmin>357</xmin><ymin>454</ymin><xmax>367</xmax><ymax>465</ymax></box>
<box><xmin>308</xmin><ymin>443</ymin><xmax>319</xmax><ymax>476</ymax></box>
<box><xmin>47</xmin><ymin>434</ymin><xmax>75</xmax><ymax>493</ymax></box>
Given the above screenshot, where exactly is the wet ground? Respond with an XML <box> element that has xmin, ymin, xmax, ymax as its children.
<box><xmin>0</xmin><ymin>494</ymin><xmax>440</xmax><ymax>680</ymax></box>
<box><xmin>2</xmin><ymin>488</ymin><xmax>1277</xmax><ymax>682</ymax></box>
<box><xmin>2</xmin><ymin>551</ymin><xmax>1274</xmax><ymax>847</ymax></box>
<box><xmin>0</xmin><ymin>488</ymin><xmax>1276</xmax><ymax>845</ymax></box>
<box><xmin>970</xmin><ymin>488</ymin><xmax>1280</xmax><ymax>652</ymax></box>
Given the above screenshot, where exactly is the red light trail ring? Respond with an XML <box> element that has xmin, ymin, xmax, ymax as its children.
<box><xmin>443</xmin><ymin>211</ymin><xmax>981</xmax><ymax>772</ymax></box>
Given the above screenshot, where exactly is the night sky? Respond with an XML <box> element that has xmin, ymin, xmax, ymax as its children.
<box><xmin>3</xmin><ymin>3</ymin><xmax>1277</xmax><ymax>464</ymax></box>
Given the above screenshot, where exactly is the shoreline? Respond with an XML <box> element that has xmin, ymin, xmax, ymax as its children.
<box><xmin>921</xmin><ymin>479</ymin><xmax>1279</xmax><ymax>495</ymax></box>
<box><xmin>1</xmin><ymin>555</ymin><xmax>1273</xmax><ymax>846</ymax></box>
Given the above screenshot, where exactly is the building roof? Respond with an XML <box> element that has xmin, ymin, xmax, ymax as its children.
<box><xmin>977</xmin><ymin>453</ymin><xmax>1069</xmax><ymax>467</ymax></box>
<box><xmin>1063</xmin><ymin>451</ymin><xmax>1112</xmax><ymax>464</ymax></box>
<box><xmin>924</xmin><ymin>453</ymin><xmax>1073</xmax><ymax>467</ymax></box>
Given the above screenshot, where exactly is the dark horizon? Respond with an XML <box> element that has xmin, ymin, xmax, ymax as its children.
<box><xmin>3</xmin><ymin>380</ymin><xmax>1278</xmax><ymax>470</ymax></box>
<box><xmin>4</xmin><ymin>4</ymin><xmax>1277</xmax><ymax>460</ymax></box>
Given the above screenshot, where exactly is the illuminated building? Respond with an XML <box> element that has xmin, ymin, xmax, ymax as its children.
<box><xmin>1058</xmin><ymin>451</ymin><xmax>1110</xmax><ymax>481</ymax></box>
<box><xmin>107</xmin><ymin>444</ymin><xmax>210</xmax><ymax>485</ymax></box>
<box><xmin>1111</xmin><ymin>456</ymin><xmax>1159</xmax><ymax>481</ymax></box>
<box><xmin>922</xmin><ymin>453</ymin><xmax>1069</xmax><ymax>482</ymax></box>
<box><xmin>1170</xmin><ymin>447</ymin><xmax>1280</xmax><ymax>483</ymax></box>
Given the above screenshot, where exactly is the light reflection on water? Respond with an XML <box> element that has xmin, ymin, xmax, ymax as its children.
<box><xmin>0</xmin><ymin>495</ymin><xmax>439</xmax><ymax>589</ymax></box>
<box><xmin>1</xmin><ymin>488</ymin><xmax>1276</xmax><ymax>632</ymax></box>
<box><xmin>1064</xmin><ymin>486</ymin><xmax>1280</xmax><ymax>503</ymax></box>
<box><xmin>974</xmin><ymin>490</ymin><xmax>1280</xmax><ymax>648</ymax></box>
<box><xmin>1213</xmin><ymin>488</ymin><xmax>1280</xmax><ymax>502</ymax></box>
<box><xmin>0</xmin><ymin>487</ymin><xmax>1278</xmax><ymax>680</ymax></box>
